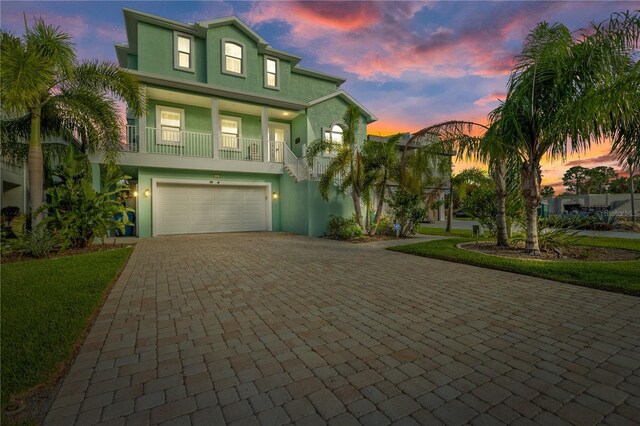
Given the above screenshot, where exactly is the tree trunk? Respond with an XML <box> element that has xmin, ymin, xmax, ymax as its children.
<box><xmin>446</xmin><ymin>192</ymin><xmax>453</xmax><ymax>232</ymax></box>
<box><xmin>369</xmin><ymin>181</ymin><xmax>387</xmax><ymax>237</ymax></box>
<box><xmin>352</xmin><ymin>192</ymin><xmax>364</xmax><ymax>230</ymax></box>
<box><xmin>522</xmin><ymin>162</ymin><xmax>541</xmax><ymax>254</ymax></box>
<box><xmin>630</xmin><ymin>161</ymin><xmax>636</xmax><ymax>223</ymax></box>
<box><xmin>493</xmin><ymin>160</ymin><xmax>509</xmax><ymax>246</ymax></box>
<box><xmin>28</xmin><ymin>107</ymin><xmax>44</xmax><ymax>226</ymax></box>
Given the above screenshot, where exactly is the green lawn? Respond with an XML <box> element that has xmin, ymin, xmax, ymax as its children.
<box><xmin>395</xmin><ymin>230</ymin><xmax>640</xmax><ymax>295</ymax></box>
<box><xmin>1</xmin><ymin>247</ymin><xmax>133</xmax><ymax>405</ymax></box>
<box><xmin>418</xmin><ymin>226</ymin><xmax>474</xmax><ymax>238</ymax></box>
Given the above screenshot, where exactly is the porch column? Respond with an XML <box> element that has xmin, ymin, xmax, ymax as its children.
<box><xmin>439</xmin><ymin>191</ymin><xmax>446</xmax><ymax>221</ymax></box>
<box><xmin>138</xmin><ymin>86</ymin><xmax>147</xmax><ymax>153</ymax></box>
<box><xmin>261</xmin><ymin>106</ymin><xmax>268</xmax><ymax>162</ymax></box>
<box><xmin>211</xmin><ymin>97</ymin><xmax>219</xmax><ymax>159</ymax></box>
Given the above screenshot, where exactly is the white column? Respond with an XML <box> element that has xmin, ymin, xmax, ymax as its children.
<box><xmin>138</xmin><ymin>86</ymin><xmax>147</xmax><ymax>153</ymax></box>
<box><xmin>211</xmin><ymin>98</ymin><xmax>219</xmax><ymax>159</ymax></box>
<box><xmin>261</xmin><ymin>106</ymin><xmax>268</xmax><ymax>162</ymax></box>
<box><xmin>439</xmin><ymin>191</ymin><xmax>446</xmax><ymax>221</ymax></box>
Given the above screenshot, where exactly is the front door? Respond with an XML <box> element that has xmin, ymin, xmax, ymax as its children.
<box><xmin>268</xmin><ymin>122</ymin><xmax>289</xmax><ymax>162</ymax></box>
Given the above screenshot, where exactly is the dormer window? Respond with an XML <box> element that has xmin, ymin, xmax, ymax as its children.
<box><xmin>264</xmin><ymin>57</ymin><xmax>279</xmax><ymax>89</ymax></box>
<box><xmin>174</xmin><ymin>32</ymin><xmax>194</xmax><ymax>72</ymax></box>
<box><xmin>222</xmin><ymin>39</ymin><xmax>246</xmax><ymax>77</ymax></box>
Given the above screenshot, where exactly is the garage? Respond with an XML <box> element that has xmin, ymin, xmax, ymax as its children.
<box><xmin>153</xmin><ymin>180</ymin><xmax>271</xmax><ymax>236</ymax></box>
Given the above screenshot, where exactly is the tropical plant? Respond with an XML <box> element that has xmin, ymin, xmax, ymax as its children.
<box><xmin>361</xmin><ymin>134</ymin><xmax>401</xmax><ymax>235</ymax></box>
<box><xmin>306</xmin><ymin>105</ymin><xmax>367</xmax><ymax>229</ymax></box>
<box><xmin>326</xmin><ymin>215</ymin><xmax>365</xmax><ymax>240</ymax></box>
<box><xmin>386</xmin><ymin>189</ymin><xmax>426</xmax><ymax>237</ymax></box>
<box><xmin>0</xmin><ymin>19</ymin><xmax>145</xmax><ymax>225</ymax></box>
<box><xmin>497</xmin><ymin>11</ymin><xmax>640</xmax><ymax>253</ymax></box>
<box><xmin>512</xmin><ymin>217</ymin><xmax>583</xmax><ymax>253</ymax></box>
<box><xmin>407</xmin><ymin>119</ymin><xmax>521</xmax><ymax>246</ymax></box>
<box><xmin>38</xmin><ymin>147</ymin><xmax>131</xmax><ymax>249</ymax></box>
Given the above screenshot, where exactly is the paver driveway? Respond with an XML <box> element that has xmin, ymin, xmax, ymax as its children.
<box><xmin>45</xmin><ymin>233</ymin><xmax>640</xmax><ymax>425</ymax></box>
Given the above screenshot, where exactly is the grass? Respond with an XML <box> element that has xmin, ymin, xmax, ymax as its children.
<box><xmin>394</xmin><ymin>230</ymin><xmax>640</xmax><ymax>295</ymax></box>
<box><xmin>1</xmin><ymin>247</ymin><xmax>133</xmax><ymax>405</ymax></box>
<box><xmin>418</xmin><ymin>226</ymin><xmax>474</xmax><ymax>238</ymax></box>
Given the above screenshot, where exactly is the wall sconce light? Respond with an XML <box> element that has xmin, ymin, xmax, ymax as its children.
<box><xmin>272</xmin><ymin>192</ymin><xmax>279</xmax><ymax>200</ymax></box>
<box><xmin>144</xmin><ymin>189</ymin><xmax>150</xmax><ymax>198</ymax></box>
<box><xmin>133</xmin><ymin>190</ymin><xmax>138</xmax><ymax>197</ymax></box>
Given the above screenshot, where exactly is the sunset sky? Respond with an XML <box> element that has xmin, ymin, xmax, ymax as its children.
<box><xmin>2</xmin><ymin>1</ymin><xmax>635</xmax><ymax>191</ymax></box>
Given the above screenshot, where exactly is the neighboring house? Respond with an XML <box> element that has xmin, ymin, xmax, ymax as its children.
<box><xmin>0</xmin><ymin>160</ymin><xmax>28</xmax><ymax>213</ymax></box>
<box><xmin>545</xmin><ymin>194</ymin><xmax>640</xmax><ymax>218</ymax></box>
<box><xmin>366</xmin><ymin>133</ymin><xmax>447</xmax><ymax>221</ymax></box>
<box><xmin>96</xmin><ymin>8</ymin><xmax>377</xmax><ymax>237</ymax></box>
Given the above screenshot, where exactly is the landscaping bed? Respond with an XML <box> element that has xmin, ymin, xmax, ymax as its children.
<box><xmin>1</xmin><ymin>247</ymin><xmax>133</xmax><ymax>424</ymax></box>
<box><xmin>391</xmin><ymin>232</ymin><xmax>640</xmax><ymax>295</ymax></box>
<box><xmin>459</xmin><ymin>241</ymin><xmax>640</xmax><ymax>261</ymax></box>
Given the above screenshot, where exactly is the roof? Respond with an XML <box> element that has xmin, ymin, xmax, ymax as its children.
<box><xmin>307</xmin><ymin>90</ymin><xmax>377</xmax><ymax>123</ymax></box>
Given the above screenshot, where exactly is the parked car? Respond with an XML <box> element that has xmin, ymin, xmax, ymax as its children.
<box><xmin>453</xmin><ymin>209</ymin><xmax>469</xmax><ymax>218</ymax></box>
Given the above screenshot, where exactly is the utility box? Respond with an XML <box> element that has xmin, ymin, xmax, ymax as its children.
<box><xmin>472</xmin><ymin>225</ymin><xmax>483</xmax><ymax>238</ymax></box>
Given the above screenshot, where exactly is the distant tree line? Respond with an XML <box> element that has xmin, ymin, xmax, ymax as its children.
<box><xmin>561</xmin><ymin>166</ymin><xmax>639</xmax><ymax>195</ymax></box>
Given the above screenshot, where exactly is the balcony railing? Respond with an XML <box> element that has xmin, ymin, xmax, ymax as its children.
<box><xmin>122</xmin><ymin>125</ymin><xmax>285</xmax><ymax>163</ymax></box>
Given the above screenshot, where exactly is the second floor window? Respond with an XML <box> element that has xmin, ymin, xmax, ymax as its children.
<box><xmin>265</xmin><ymin>57</ymin><xmax>278</xmax><ymax>88</ymax></box>
<box><xmin>174</xmin><ymin>32</ymin><xmax>194</xmax><ymax>72</ymax></box>
<box><xmin>224</xmin><ymin>41</ymin><xmax>243</xmax><ymax>75</ymax></box>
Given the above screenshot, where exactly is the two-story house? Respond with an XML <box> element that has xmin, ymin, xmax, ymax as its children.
<box><xmin>96</xmin><ymin>8</ymin><xmax>377</xmax><ymax>237</ymax></box>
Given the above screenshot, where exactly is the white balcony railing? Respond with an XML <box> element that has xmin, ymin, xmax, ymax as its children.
<box><xmin>147</xmin><ymin>128</ymin><xmax>213</xmax><ymax>157</ymax></box>
<box><xmin>123</xmin><ymin>125</ymin><xmax>287</xmax><ymax>164</ymax></box>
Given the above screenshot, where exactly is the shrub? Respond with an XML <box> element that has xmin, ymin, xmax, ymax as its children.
<box><xmin>373</xmin><ymin>215</ymin><xmax>395</xmax><ymax>236</ymax></box>
<box><xmin>1</xmin><ymin>206</ymin><xmax>21</xmax><ymax>238</ymax></box>
<box><xmin>387</xmin><ymin>190</ymin><xmax>426</xmax><ymax>237</ymax></box>
<box><xmin>327</xmin><ymin>215</ymin><xmax>365</xmax><ymax>240</ymax></box>
<box><xmin>39</xmin><ymin>148</ymin><xmax>132</xmax><ymax>249</ymax></box>
<box><xmin>461</xmin><ymin>185</ymin><xmax>497</xmax><ymax>236</ymax></box>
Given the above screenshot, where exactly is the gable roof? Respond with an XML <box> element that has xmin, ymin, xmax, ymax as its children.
<box><xmin>116</xmin><ymin>8</ymin><xmax>345</xmax><ymax>85</ymax></box>
<box><xmin>308</xmin><ymin>90</ymin><xmax>378</xmax><ymax>123</ymax></box>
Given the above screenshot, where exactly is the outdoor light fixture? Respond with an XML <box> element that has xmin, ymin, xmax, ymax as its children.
<box><xmin>144</xmin><ymin>189</ymin><xmax>150</xmax><ymax>198</ymax></box>
<box><xmin>272</xmin><ymin>192</ymin><xmax>279</xmax><ymax>200</ymax></box>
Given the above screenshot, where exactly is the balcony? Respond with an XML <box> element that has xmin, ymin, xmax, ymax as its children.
<box><xmin>122</xmin><ymin>125</ymin><xmax>285</xmax><ymax>163</ymax></box>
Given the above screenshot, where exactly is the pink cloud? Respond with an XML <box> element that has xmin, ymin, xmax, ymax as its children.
<box><xmin>474</xmin><ymin>92</ymin><xmax>507</xmax><ymax>107</ymax></box>
<box><xmin>242</xmin><ymin>1</ymin><xmax>569</xmax><ymax>81</ymax></box>
<box><xmin>2</xmin><ymin>10</ymin><xmax>90</xmax><ymax>39</ymax></box>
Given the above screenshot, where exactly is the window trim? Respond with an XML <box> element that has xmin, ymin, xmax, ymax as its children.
<box><xmin>156</xmin><ymin>105</ymin><xmax>185</xmax><ymax>146</ymax></box>
<box><xmin>219</xmin><ymin>115</ymin><xmax>243</xmax><ymax>150</ymax></box>
<box><xmin>173</xmin><ymin>32</ymin><xmax>195</xmax><ymax>73</ymax></box>
<box><xmin>221</xmin><ymin>38</ymin><xmax>246</xmax><ymax>78</ymax></box>
<box><xmin>264</xmin><ymin>56</ymin><xmax>280</xmax><ymax>90</ymax></box>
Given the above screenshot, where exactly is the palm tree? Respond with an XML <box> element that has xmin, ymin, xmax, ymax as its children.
<box><xmin>498</xmin><ymin>11</ymin><xmax>640</xmax><ymax>253</ymax></box>
<box><xmin>1</xmin><ymin>19</ymin><xmax>145</xmax><ymax>224</ymax></box>
<box><xmin>361</xmin><ymin>134</ymin><xmax>401</xmax><ymax>236</ymax></box>
<box><xmin>408</xmin><ymin>119</ymin><xmax>519</xmax><ymax>246</ymax></box>
<box><xmin>306</xmin><ymin>105</ymin><xmax>367</xmax><ymax>229</ymax></box>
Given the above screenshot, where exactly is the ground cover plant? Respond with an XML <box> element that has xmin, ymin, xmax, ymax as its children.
<box><xmin>393</xmin><ymin>231</ymin><xmax>640</xmax><ymax>295</ymax></box>
<box><xmin>1</xmin><ymin>247</ymin><xmax>132</xmax><ymax>419</ymax></box>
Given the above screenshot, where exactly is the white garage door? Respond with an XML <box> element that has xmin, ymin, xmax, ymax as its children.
<box><xmin>155</xmin><ymin>183</ymin><xmax>268</xmax><ymax>235</ymax></box>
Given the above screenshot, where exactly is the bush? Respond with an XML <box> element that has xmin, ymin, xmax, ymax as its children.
<box><xmin>387</xmin><ymin>190</ymin><xmax>426</xmax><ymax>237</ymax></box>
<box><xmin>39</xmin><ymin>148</ymin><xmax>132</xmax><ymax>249</ymax></box>
<box><xmin>327</xmin><ymin>215</ymin><xmax>365</xmax><ymax>240</ymax></box>
<box><xmin>3</xmin><ymin>223</ymin><xmax>61</xmax><ymax>258</ymax></box>
<box><xmin>1</xmin><ymin>206</ymin><xmax>21</xmax><ymax>238</ymax></box>
<box><xmin>542</xmin><ymin>213</ymin><xmax>621</xmax><ymax>231</ymax></box>
<box><xmin>373</xmin><ymin>215</ymin><xmax>395</xmax><ymax>236</ymax></box>
<box><xmin>461</xmin><ymin>185</ymin><xmax>497</xmax><ymax>236</ymax></box>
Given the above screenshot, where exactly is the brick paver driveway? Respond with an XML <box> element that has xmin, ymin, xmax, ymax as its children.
<box><xmin>45</xmin><ymin>233</ymin><xmax>640</xmax><ymax>425</ymax></box>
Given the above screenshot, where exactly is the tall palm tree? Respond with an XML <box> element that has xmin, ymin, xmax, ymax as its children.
<box><xmin>361</xmin><ymin>134</ymin><xmax>401</xmax><ymax>236</ymax></box>
<box><xmin>408</xmin><ymin>119</ymin><xmax>520</xmax><ymax>246</ymax></box>
<box><xmin>498</xmin><ymin>11</ymin><xmax>639</xmax><ymax>253</ymax></box>
<box><xmin>1</xmin><ymin>19</ymin><xmax>145</xmax><ymax>224</ymax></box>
<box><xmin>306</xmin><ymin>105</ymin><xmax>367</xmax><ymax>229</ymax></box>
